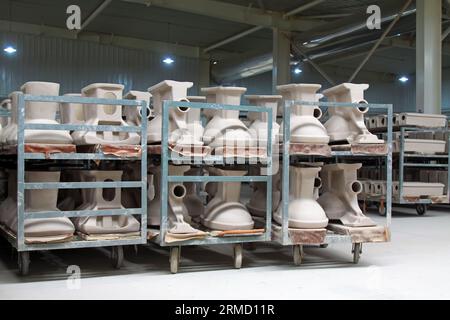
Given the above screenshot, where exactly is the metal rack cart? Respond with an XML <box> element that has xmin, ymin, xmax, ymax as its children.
<box><xmin>0</xmin><ymin>93</ymin><xmax>148</xmax><ymax>275</ymax></box>
<box><xmin>148</xmin><ymin>100</ymin><xmax>273</xmax><ymax>273</ymax></box>
<box><xmin>274</xmin><ymin>100</ymin><xmax>393</xmax><ymax>265</ymax></box>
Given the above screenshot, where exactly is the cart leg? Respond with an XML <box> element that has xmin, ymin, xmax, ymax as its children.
<box><xmin>170</xmin><ymin>246</ymin><xmax>180</xmax><ymax>274</ymax></box>
<box><xmin>18</xmin><ymin>251</ymin><xmax>30</xmax><ymax>276</ymax></box>
<box><xmin>293</xmin><ymin>245</ymin><xmax>304</xmax><ymax>266</ymax></box>
<box><xmin>233</xmin><ymin>244</ymin><xmax>243</xmax><ymax>269</ymax></box>
<box><xmin>378</xmin><ymin>200</ymin><xmax>386</xmax><ymax>216</ymax></box>
<box><xmin>111</xmin><ymin>246</ymin><xmax>124</xmax><ymax>269</ymax></box>
<box><xmin>352</xmin><ymin>243</ymin><xmax>362</xmax><ymax>264</ymax></box>
<box><xmin>416</xmin><ymin>204</ymin><xmax>427</xmax><ymax>216</ymax></box>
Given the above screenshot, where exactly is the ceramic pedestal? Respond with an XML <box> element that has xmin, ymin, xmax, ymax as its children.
<box><xmin>0</xmin><ymin>98</ymin><xmax>11</xmax><ymax>144</ymax></box>
<box><xmin>323</xmin><ymin>83</ymin><xmax>382</xmax><ymax>144</ymax></box>
<box><xmin>277</xmin><ymin>84</ymin><xmax>329</xmax><ymax>144</ymax></box>
<box><xmin>202</xmin><ymin>167</ymin><xmax>254</xmax><ymax>231</ymax></box>
<box><xmin>274</xmin><ymin>166</ymin><xmax>328</xmax><ymax>229</ymax></box>
<box><xmin>60</xmin><ymin>93</ymin><xmax>84</xmax><ymax>125</ymax></box>
<box><xmin>245</xmin><ymin>95</ymin><xmax>281</xmax><ymax>146</ymax></box>
<box><xmin>246</xmin><ymin>168</ymin><xmax>281</xmax><ymax>217</ymax></box>
<box><xmin>72</xmin><ymin>83</ymin><xmax>140</xmax><ymax>145</ymax></box>
<box><xmin>123</xmin><ymin>90</ymin><xmax>152</xmax><ymax>126</ymax></box>
<box><xmin>318</xmin><ymin>163</ymin><xmax>376</xmax><ymax>227</ymax></box>
<box><xmin>73</xmin><ymin>171</ymin><xmax>140</xmax><ymax>234</ymax></box>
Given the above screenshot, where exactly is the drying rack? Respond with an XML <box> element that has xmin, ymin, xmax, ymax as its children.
<box><xmin>147</xmin><ymin>100</ymin><xmax>273</xmax><ymax>273</ymax></box>
<box><xmin>0</xmin><ymin>93</ymin><xmax>148</xmax><ymax>275</ymax></box>
<box><xmin>274</xmin><ymin>100</ymin><xmax>393</xmax><ymax>265</ymax></box>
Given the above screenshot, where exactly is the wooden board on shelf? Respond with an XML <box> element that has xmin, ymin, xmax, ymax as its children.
<box><xmin>331</xmin><ymin>143</ymin><xmax>388</xmax><ymax>155</ymax></box>
<box><xmin>272</xmin><ymin>224</ymin><xmax>327</xmax><ymax>245</ymax></box>
<box><xmin>0</xmin><ymin>224</ymin><xmax>74</xmax><ymax>244</ymax></box>
<box><xmin>77</xmin><ymin>231</ymin><xmax>140</xmax><ymax>241</ymax></box>
<box><xmin>1</xmin><ymin>143</ymin><xmax>76</xmax><ymax>157</ymax></box>
<box><xmin>214</xmin><ymin>146</ymin><xmax>267</xmax><ymax>160</ymax></box>
<box><xmin>77</xmin><ymin>144</ymin><xmax>141</xmax><ymax>158</ymax></box>
<box><xmin>289</xmin><ymin>143</ymin><xmax>331</xmax><ymax>157</ymax></box>
<box><xmin>327</xmin><ymin>223</ymin><xmax>390</xmax><ymax>243</ymax></box>
<box><xmin>397</xmin><ymin>195</ymin><xmax>449</xmax><ymax>204</ymax></box>
<box><xmin>147</xmin><ymin>144</ymin><xmax>210</xmax><ymax>157</ymax></box>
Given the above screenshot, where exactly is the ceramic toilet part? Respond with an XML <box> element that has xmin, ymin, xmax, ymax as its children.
<box><xmin>274</xmin><ymin>166</ymin><xmax>328</xmax><ymax>229</ymax></box>
<box><xmin>0</xmin><ymin>170</ymin><xmax>17</xmax><ymax>227</ymax></box>
<box><xmin>246</xmin><ymin>167</ymin><xmax>281</xmax><ymax>217</ymax></box>
<box><xmin>323</xmin><ymin>83</ymin><xmax>383</xmax><ymax>145</ymax></box>
<box><xmin>318</xmin><ymin>163</ymin><xmax>376</xmax><ymax>227</ymax></box>
<box><xmin>183</xmin><ymin>167</ymin><xmax>205</xmax><ymax>221</ymax></box>
<box><xmin>3</xmin><ymin>92</ymin><xmax>20</xmax><ymax>145</ymax></box>
<box><xmin>73</xmin><ymin>170</ymin><xmax>140</xmax><ymax>235</ymax></box>
<box><xmin>201</xmin><ymin>86</ymin><xmax>254</xmax><ymax>149</ymax></box>
<box><xmin>202</xmin><ymin>167</ymin><xmax>254</xmax><ymax>231</ymax></box>
<box><xmin>123</xmin><ymin>90</ymin><xmax>152</xmax><ymax>126</ymax></box>
<box><xmin>0</xmin><ymin>98</ymin><xmax>11</xmax><ymax>144</ymax></box>
<box><xmin>72</xmin><ymin>83</ymin><xmax>140</xmax><ymax>145</ymax></box>
<box><xmin>147</xmin><ymin>80</ymin><xmax>203</xmax><ymax>147</ymax></box>
<box><xmin>1</xmin><ymin>171</ymin><xmax>75</xmax><ymax>242</ymax></box>
<box><xmin>277</xmin><ymin>84</ymin><xmax>329</xmax><ymax>144</ymax></box>
<box><xmin>245</xmin><ymin>95</ymin><xmax>281</xmax><ymax>146</ymax></box>
<box><xmin>147</xmin><ymin>165</ymin><xmax>199</xmax><ymax>234</ymax></box>
<box><xmin>60</xmin><ymin>93</ymin><xmax>84</xmax><ymax>125</ymax></box>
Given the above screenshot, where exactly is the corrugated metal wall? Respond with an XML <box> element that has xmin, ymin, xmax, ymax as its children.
<box><xmin>0</xmin><ymin>31</ymin><xmax>200</xmax><ymax>96</ymax></box>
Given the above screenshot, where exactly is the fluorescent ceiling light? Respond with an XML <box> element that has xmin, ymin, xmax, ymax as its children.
<box><xmin>3</xmin><ymin>46</ymin><xmax>17</xmax><ymax>54</ymax></box>
<box><xmin>399</xmin><ymin>76</ymin><xmax>409</xmax><ymax>83</ymax></box>
<box><xmin>163</xmin><ymin>57</ymin><xmax>174</xmax><ymax>65</ymax></box>
<box><xmin>294</xmin><ymin>68</ymin><xmax>302</xmax><ymax>74</ymax></box>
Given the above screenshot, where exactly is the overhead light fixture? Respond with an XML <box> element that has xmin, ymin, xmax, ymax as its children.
<box><xmin>294</xmin><ymin>68</ymin><xmax>302</xmax><ymax>75</ymax></box>
<box><xmin>399</xmin><ymin>76</ymin><xmax>409</xmax><ymax>83</ymax></box>
<box><xmin>3</xmin><ymin>46</ymin><xmax>17</xmax><ymax>54</ymax></box>
<box><xmin>163</xmin><ymin>57</ymin><xmax>174</xmax><ymax>65</ymax></box>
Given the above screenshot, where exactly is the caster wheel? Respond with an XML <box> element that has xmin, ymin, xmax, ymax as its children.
<box><xmin>319</xmin><ymin>244</ymin><xmax>328</xmax><ymax>249</ymax></box>
<box><xmin>111</xmin><ymin>246</ymin><xmax>124</xmax><ymax>269</ymax></box>
<box><xmin>170</xmin><ymin>247</ymin><xmax>180</xmax><ymax>274</ymax></box>
<box><xmin>378</xmin><ymin>204</ymin><xmax>386</xmax><ymax>216</ymax></box>
<box><xmin>233</xmin><ymin>244</ymin><xmax>243</xmax><ymax>269</ymax></box>
<box><xmin>352</xmin><ymin>243</ymin><xmax>362</xmax><ymax>264</ymax></box>
<box><xmin>18</xmin><ymin>252</ymin><xmax>30</xmax><ymax>276</ymax></box>
<box><xmin>293</xmin><ymin>245</ymin><xmax>303</xmax><ymax>266</ymax></box>
<box><xmin>416</xmin><ymin>204</ymin><xmax>427</xmax><ymax>216</ymax></box>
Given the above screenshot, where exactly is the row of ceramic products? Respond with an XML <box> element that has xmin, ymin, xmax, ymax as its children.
<box><xmin>0</xmin><ymin>81</ymin><xmax>385</xmax><ymax>148</ymax></box>
<box><xmin>366</xmin><ymin>113</ymin><xmax>448</xmax><ymax>130</ymax></box>
<box><xmin>0</xmin><ymin>161</ymin><xmax>376</xmax><ymax>243</ymax></box>
<box><xmin>389</xmin><ymin>132</ymin><xmax>449</xmax><ymax>154</ymax></box>
<box><xmin>358</xmin><ymin>180</ymin><xmax>446</xmax><ymax>199</ymax></box>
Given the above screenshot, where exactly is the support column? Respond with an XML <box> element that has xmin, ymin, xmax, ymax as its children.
<box><xmin>416</xmin><ymin>0</ymin><xmax>441</xmax><ymax>114</ymax></box>
<box><xmin>198</xmin><ymin>53</ymin><xmax>210</xmax><ymax>92</ymax></box>
<box><xmin>272</xmin><ymin>28</ymin><xmax>291</xmax><ymax>93</ymax></box>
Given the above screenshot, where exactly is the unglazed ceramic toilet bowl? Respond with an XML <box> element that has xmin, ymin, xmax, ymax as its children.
<box><xmin>2</xmin><ymin>92</ymin><xmax>20</xmax><ymax>145</ymax></box>
<box><xmin>60</xmin><ymin>93</ymin><xmax>84</xmax><ymax>125</ymax></box>
<box><xmin>183</xmin><ymin>167</ymin><xmax>205</xmax><ymax>220</ymax></box>
<box><xmin>245</xmin><ymin>95</ymin><xmax>281</xmax><ymax>146</ymax></box>
<box><xmin>147</xmin><ymin>165</ymin><xmax>198</xmax><ymax>233</ymax></box>
<box><xmin>277</xmin><ymin>84</ymin><xmax>329</xmax><ymax>144</ymax></box>
<box><xmin>147</xmin><ymin>80</ymin><xmax>203</xmax><ymax>147</ymax></box>
<box><xmin>123</xmin><ymin>90</ymin><xmax>152</xmax><ymax>126</ymax></box>
<box><xmin>0</xmin><ymin>170</ymin><xmax>17</xmax><ymax>226</ymax></box>
<box><xmin>323</xmin><ymin>83</ymin><xmax>383</xmax><ymax>145</ymax></box>
<box><xmin>274</xmin><ymin>166</ymin><xmax>328</xmax><ymax>229</ymax></box>
<box><xmin>73</xmin><ymin>171</ymin><xmax>140</xmax><ymax>234</ymax></box>
<box><xmin>201</xmin><ymin>86</ymin><xmax>254</xmax><ymax>149</ymax></box>
<box><xmin>72</xmin><ymin>83</ymin><xmax>140</xmax><ymax>145</ymax></box>
<box><xmin>0</xmin><ymin>98</ymin><xmax>11</xmax><ymax>144</ymax></box>
<box><xmin>2</xmin><ymin>171</ymin><xmax>75</xmax><ymax>242</ymax></box>
<box><xmin>318</xmin><ymin>163</ymin><xmax>376</xmax><ymax>227</ymax></box>
<box><xmin>246</xmin><ymin>168</ymin><xmax>281</xmax><ymax>217</ymax></box>
<box><xmin>6</xmin><ymin>82</ymin><xmax>72</xmax><ymax>144</ymax></box>
<box><xmin>202</xmin><ymin>167</ymin><xmax>254</xmax><ymax>231</ymax></box>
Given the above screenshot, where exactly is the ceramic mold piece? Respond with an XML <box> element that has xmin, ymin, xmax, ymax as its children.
<box><xmin>147</xmin><ymin>165</ymin><xmax>199</xmax><ymax>233</ymax></box>
<box><xmin>393</xmin><ymin>182</ymin><xmax>445</xmax><ymax>197</ymax></box>
<box><xmin>246</xmin><ymin>168</ymin><xmax>281</xmax><ymax>217</ymax></box>
<box><xmin>201</xmin><ymin>86</ymin><xmax>254</xmax><ymax>148</ymax></box>
<box><xmin>72</xmin><ymin>83</ymin><xmax>140</xmax><ymax>145</ymax></box>
<box><xmin>245</xmin><ymin>95</ymin><xmax>281</xmax><ymax>145</ymax></box>
<box><xmin>396</xmin><ymin>113</ymin><xmax>447</xmax><ymax>128</ymax></box>
<box><xmin>147</xmin><ymin>80</ymin><xmax>203</xmax><ymax>147</ymax></box>
<box><xmin>123</xmin><ymin>90</ymin><xmax>152</xmax><ymax>126</ymax></box>
<box><xmin>277</xmin><ymin>84</ymin><xmax>329</xmax><ymax>144</ymax></box>
<box><xmin>0</xmin><ymin>98</ymin><xmax>11</xmax><ymax>144</ymax></box>
<box><xmin>318</xmin><ymin>163</ymin><xmax>376</xmax><ymax>227</ymax></box>
<box><xmin>73</xmin><ymin>171</ymin><xmax>140</xmax><ymax>234</ymax></box>
<box><xmin>60</xmin><ymin>93</ymin><xmax>84</xmax><ymax>125</ymax></box>
<box><xmin>323</xmin><ymin>83</ymin><xmax>383</xmax><ymax>144</ymax></box>
<box><xmin>4</xmin><ymin>171</ymin><xmax>75</xmax><ymax>242</ymax></box>
<box><xmin>392</xmin><ymin>134</ymin><xmax>446</xmax><ymax>154</ymax></box>
<box><xmin>202</xmin><ymin>167</ymin><xmax>254</xmax><ymax>231</ymax></box>
<box><xmin>274</xmin><ymin>166</ymin><xmax>328</xmax><ymax>229</ymax></box>
<box><xmin>376</xmin><ymin>115</ymin><xmax>387</xmax><ymax>129</ymax></box>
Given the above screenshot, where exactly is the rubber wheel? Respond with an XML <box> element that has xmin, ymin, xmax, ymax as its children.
<box><xmin>170</xmin><ymin>247</ymin><xmax>180</xmax><ymax>274</ymax></box>
<box><xmin>111</xmin><ymin>246</ymin><xmax>124</xmax><ymax>269</ymax></box>
<box><xmin>18</xmin><ymin>251</ymin><xmax>30</xmax><ymax>276</ymax></box>
<box><xmin>378</xmin><ymin>203</ymin><xmax>386</xmax><ymax>216</ymax></box>
<box><xmin>233</xmin><ymin>244</ymin><xmax>243</xmax><ymax>269</ymax></box>
<box><xmin>416</xmin><ymin>204</ymin><xmax>427</xmax><ymax>216</ymax></box>
<box><xmin>293</xmin><ymin>245</ymin><xmax>303</xmax><ymax>266</ymax></box>
<box><xmin>352</xmin><ymin>243</ymin><xmax>362</xmax><ymax>264</ymax></box>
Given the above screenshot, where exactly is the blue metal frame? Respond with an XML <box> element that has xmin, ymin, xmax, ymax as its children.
<box><xmin>0</xmin><ymin>93</ymin><xmax>148</xmax><ymax>252</ymax></box>
<box><xmin>279</xmin><ymin>100</ymin><xmax>393</xmax><ymax>246</ymax></box>
<box><xmin>155</xmin><ymin>100</ymin><xmax>273</xmax><ymax>247</ymax></box>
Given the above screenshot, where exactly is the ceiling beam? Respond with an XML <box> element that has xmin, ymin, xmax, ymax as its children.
<box><xmin>283</xmin><ymin>0</ymin><xmax>326</xmax><ymax>19</ymax></box>
<box><xmin>384</xmin><ymin>37</ymin><xmax>450</xmax><ymax>55</ymax></box>
<box><xmin>77</xmin><ymin>0</ymin><xmax>113</xmax><ymax>34</ymax></box>
<box><xmin>121</xmin><ymin>0</ymin><xmax>324</xmax><ymax>31</ymax></box>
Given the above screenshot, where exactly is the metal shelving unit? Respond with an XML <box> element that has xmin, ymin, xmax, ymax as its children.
<box><xmin>0</xmin><ymin>93</ymin><xmax>148</xmax><ymax>275</ymax></box>
<box><xmin>148</xmin><ymin>100</ymin><xmax>273</xmax><ymax>273</ymax></box>
<box><xmin>275</xmin><ymin>100</ymin><xmax>393</xmax><ymax>265</ymax></box>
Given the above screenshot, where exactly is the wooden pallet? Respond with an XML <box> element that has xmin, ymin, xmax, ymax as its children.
<box><xmin>147</xmin><ymin>144</ymin><xmax>211</xmax><ymax>157</ymax></box>
<box><xmin>327</xmin><ymin>223</ymin><xmax>390</xmax><ymax>243</ymax></box>
<box><xmin>288</xmin><ymin>143</ymin><xmax>331</xmax><ymax>157</ymax></box>
<box><xmin>272</xmin><ymin>224</ymin><xmax>327</xmax><ymax>245</ymax></box>
<box><xmin>214</xmin><ymin>146</ymin><xmax>267</xmax><ymax>159</ymax></box>
<box><xmin>77</xmin><ymin>231</ymin><xmax>140</xmax><ymax>241</ymax></box>
<box><xmin>77</xmin><ymin>144</ymin><xmax>142</xmax><ymax>158</ymax></box>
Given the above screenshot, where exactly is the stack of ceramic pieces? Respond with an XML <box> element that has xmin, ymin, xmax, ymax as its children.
<box><xmin>72</xmin><ymin>83</ymin><xmax>140</xmax><ymax>145</ymax></box>
<box><xmin>245</xmin><ymin>95</ymin><xmax>281</xmax><ymax>146</ymax></box>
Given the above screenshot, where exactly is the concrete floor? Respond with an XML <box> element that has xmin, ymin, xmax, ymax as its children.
<box><xmin>0</xmin><ymin>206</ymin><xmax>449</xmax><ymax>300</ymax></box>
